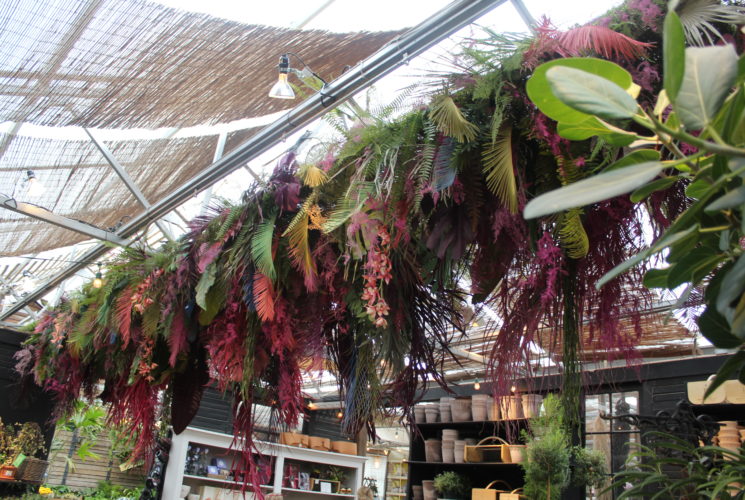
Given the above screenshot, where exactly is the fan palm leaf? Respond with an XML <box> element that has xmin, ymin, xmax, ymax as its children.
<box><xmin>429</xmin><ymin>95</ymin><xmax>479</xmax><ymax>143</ymax></box>
<box><xmin>676</xmin><ymin>0</ymin><xmax>745</xmax><ymax>46</ymax></box>
<box><xmin>299</xmin><ymin>164</ymin><xmax>329</xmax><ymax>188</ymax></box>
<box><xmin>556</xmin><ymin>25</ymin><xmax>652</xmax><ymax>59</ymax></box>
<box><xmin>482</xmin><ymin>127</ymin><xmax>518</xmax><ymax>213</ymax></box>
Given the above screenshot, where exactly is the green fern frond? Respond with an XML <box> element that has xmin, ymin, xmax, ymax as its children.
<box><xmin>482</xmin><ymin>127</ymin><xmax>518</xmax><ymax>213</ymax></box>
<box><xmin>429</xmin><ymin>95</ymin><xmax>479</xmax><ymax>143</ymax></box>
<box><xmin>412</xmin><ymin>119</ymin><xmax>437</xmax><ymax>210</ymax></box>
<box><xmin>558</xmin><ymin>209</ymin><xmax>589</xmax><ymax>259</ymax></box>
<box><xmin>251</xmin><ymin>212</ymin><xmax>277</xmax><ymax>281</ymax></box>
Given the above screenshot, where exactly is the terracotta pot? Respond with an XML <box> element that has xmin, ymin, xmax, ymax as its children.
<box><xmin>439</xmin><ymin>397</ymin><xmax>454</xmax><ymax>423</ymax></box>
<box><xmin>487</xmin><ymin>397</ymin><xmax>500</xmax><ymax>420</ymax></box>
<box><xmin>422</xmin><ymin>480</ymin><xmax>436</xmax><ymax>500</ymax></box>
<box><xmin>450</xmin><ymin>398</ymin><xmax>472</xmax><ymax>422</ymax></box>
<box><xmin>442</xmin><ymin>439</ymin><xmax>455</xmax><ymax>463</ymax></box>
<box><xmin>414</xmin><ymin>405</ymin><xmax>426</xmax><ymax>422</ymax></box>
<box><xmin>412</xmin><ymin>485</ymin><xmax>424</xmax><ymax>500</ymax></box>
<box><xmin>508</xmin><ymin>444</ymin><xmax>526</xmax><ymax>463</ymax></box>
<box><xmin>441</xmin><ymin>429</ymin><xmax>459</xmax><ymax>440</ymax></box>
<box><xmin>522</xmin><ymin>394</ymin><xmax>543</xmax><ymax>418</ymax></box>
<box><xmin>504</xmin><ymin>395</ymin><xmax>524</xmax><ymax>420</ymax></box>
<box><xmin>454</xmin><ymin>439</ymin><xmax>466</xmax><ymax>463</ymax></box>
<box><xmin>425</xmin><ymin>406</ymin><xmax>440</xmax><ymax>423</ymax></box>
<box><xmin>424</xmin><ymin>439</ymin><xmax>442</xmax><ymax>462</ymax></box>
<box><xmin>472</xmin><ymin>395</ymin><xmax>488</xmax><ymax>421</ymax></box>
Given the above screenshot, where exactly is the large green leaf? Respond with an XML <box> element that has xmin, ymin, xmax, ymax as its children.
<box><xmin>630</xmin><ymin>176</ymin><xmax>680</xmax><ymax>203</ymax></box>
<box><xmin>557</xmin><ymin>117</ymin><xmax>636</xmax><ymax>145</ymax></box>
<box><xmin>606</xmin><ymin>149</ymin><xmax>662</xmax><ymax>171</ymax></box>
<box><xmin>666</xmin><ymin>246</ymin><xmax>723</xmax><ymax>288</ymax></box>
<box><xmin>704</xmin><ymin>350</ymin><xmax>745</xmax><ymax>398</ymax></box>
<box><xmin>527</xmin><ymin>58</ymin><xmax>634</xmax><ymax>124</ymax></box>
<box><xmin>546</xmin><ymin>66</ymin><xmax>639</xmax><ymax>121</ymax></box>
<box><xmin>716</xmin><ymin>252</ymin><xmax>745</xmax><ymax>338</ymax></box>
<box><xmin>676</xmin><ymin>45</ymin><xmax>738</xmax><ymax>130</ymax></box>
<box><xmin>663</xmin><ymin>10</ymin><xmax>686</xmax><ymax>101</ymax></box>
<box><xmin>195</xmin><ymin>262</ymin><xmax>217</xmax><ymax>311</ymax></box>
<box><xmin>524</xmin><ymin>161</ymin><xmax>664</xmax><ymax>219</ymax></box>
<box><xmin>705</xmin><ymin>185</ymin><xmax>745</xmax><ymax>213</ymax></box>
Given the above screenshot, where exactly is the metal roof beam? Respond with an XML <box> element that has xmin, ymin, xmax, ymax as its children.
<box><xmin>84</xmin><ymin>128</ymin><xmax>175</xmax><ymax>241</ymax></box>
<box><xmin>0</xmin><ymin>195</ymin><xmax>128</xmax><ymax>246</ymax></box>
<box><xmin>0</xmin><ymin>0</ymin><xmax>508</xmax><ymax>322</ymax></box>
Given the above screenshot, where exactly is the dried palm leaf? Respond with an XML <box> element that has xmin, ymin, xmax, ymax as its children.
<box><xmin>429</xmin><ymin>95</ymin><xmax>479</xmax><ymax>143</ymax></box>
<box><xmin>298</xmin><ymin>164</ymin><xmax>328</xmax><ymax>187</ymax></box>
<box><xmin>556</xmin><ymin>25</ymin><xmax>652</xmax><ymax>59</ymax></box>
<box><xmin>482</xmin><ymin>127</ymin><xmax>518</xmax><ymax>213</ymax></box>
<box><xmin>676</xmin><ymin>0</ymin><xmax>745</xmax><ymax>46</ymax></box>
<box><xmin>253</xmin><ymin>273</ymin><xmax>276</xmax><ymax>322</ymax></box>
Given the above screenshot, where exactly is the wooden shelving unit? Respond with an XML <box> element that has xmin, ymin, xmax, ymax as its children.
<box><xmin>163</xmin><ymin>427</ymin><xmax>366</xmax><ymax>500</ymax></box>
<box><xmin>386</xmin><ymin>459</ymin><xmax>408</xmax><ymax>500</ymax></box>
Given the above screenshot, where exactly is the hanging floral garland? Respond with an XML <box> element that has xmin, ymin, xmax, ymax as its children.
<box><xmin>15</xmin><ymin>0</ymin><xmax>742</xmax><ymax>493</ymax></box>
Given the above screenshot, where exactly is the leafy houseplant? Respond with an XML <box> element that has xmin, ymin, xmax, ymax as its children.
<box><xmin>571</xmin><ymin>446</ymin><xmax>607</xmax><ymax>493</ymax></box>
<box><xmin>433</xmin><ymin>471</ymin><xmax>470</xmax><ymax>500</ymax></box>
<box><xmin>607</xmin><ymin>430</ymin><xmax>745</xmax><ymax>499</ymax></box>
<box><xmin>524</xmin><ymin>1</ymin><xmax>745</xmax><ymax>392</ymax></box>
<box><xmin>521</xmin><ymin>395</ymin><xmax>571</xmax><ymax>500</ymax></box>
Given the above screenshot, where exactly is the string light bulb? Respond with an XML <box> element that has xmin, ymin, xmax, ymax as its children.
<box><xmin>26</xmin><ymin>170</ymin><xmax>45</xmax><ymax>197</ymax></box>
<box><xmin>336</xmin><ymin>410</ymin><xmax>343</xmax><ymax>419</ymax></box>
<box><xmin>474</xmin><ymin>380</ymin><xmax>481</xmax><ymax>391</ymax></box>
<box><xmin>92</xmin><ymin>263</ymin><xmax>103</xmax><ymax>289</ymax></box>
<box><xmin>307</xmin><ymin>402</ymin><xmax>317</xmax><ymax>410</ymax></box>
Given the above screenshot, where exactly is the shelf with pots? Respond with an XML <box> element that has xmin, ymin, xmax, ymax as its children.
<box><xmin>407</xmin><ymin>393</ymin><xmax>543</xmax><ymax>500</ymax></box>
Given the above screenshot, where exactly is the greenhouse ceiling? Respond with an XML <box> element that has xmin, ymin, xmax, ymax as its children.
<box><xmin>0</xmin><ymin>0</ymin><xmax>706</xmax><ymax>393</ymax></box>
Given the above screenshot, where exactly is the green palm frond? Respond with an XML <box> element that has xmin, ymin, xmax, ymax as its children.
<box><xmin>558</xmin><ymin>209</ymin><xmax>589</xmax><ymax>259</ymax></box>
<box><xmin>429</xmin><ymin>95</ymin><xmax>479</xmax><ymax>143</ymax></box>
<box><xmin>482</xmin><ymin>127</ymin><xmax>518</xmax><ymax>213</ymax></box>
<box><xmin>251</xmin><ymin>212</ymin><xmax>276</xmax><ymax>281</ymax></box>
<box><xmin>676</xmin><ymin>0</ymin><xmax>745</xmax><ymax>46</ymax></box>
<box><xmin>322</xmin><ymin>184</ymin><xmax>373</xmax><ymax>234</ymax></box>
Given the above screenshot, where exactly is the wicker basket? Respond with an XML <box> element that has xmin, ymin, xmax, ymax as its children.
<box><xmin>16</xmin><ymin>457</ymin><xmax>49</xmax><ymax>483</ymax></box>
<box><xmin>464</xmin><ymin>436</ymin><xmax>511</xmax><ymax>463</ymax></box>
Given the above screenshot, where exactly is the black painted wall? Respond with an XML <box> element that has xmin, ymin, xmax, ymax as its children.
<box><xmin>0</xmin><ymin>327</ymin><xmax>55</xmax><ymax>454</ymax></box>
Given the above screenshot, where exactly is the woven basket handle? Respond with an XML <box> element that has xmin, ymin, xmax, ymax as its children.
<box><xmin>485</xmin><ymin>480</ymin><xmax>511</xmax><ymax>490</ymax></box>
<box><xmin>475</xmin><ymin>436</ymin><xmax>510</xmax><ymax>446</ymax></box>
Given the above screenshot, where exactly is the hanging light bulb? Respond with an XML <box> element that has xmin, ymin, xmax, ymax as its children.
<box><xmin>26</xmin><ymin>170</ymin><xmax>45</xmax><ymax>197</ymax></box>
<box><xmin>307</xmin><ymin>402</ymin><xmax>317</xmax><ymax>410</ymax></box>
<box><xmin>268</xmin><ymin>54</ymin><xmax>295</xmax><ymax>99</ymax></box>
<box><xmin>92</xmin><ymin>263</ymin><xmax>103</xmax><ymax>289</ymax></box>
<box><xmin>474</xmin><ymin>380</ymin><xmax>481</xmax><ymax>391</ymax></box>
<box><xmin>336</xmin><ymin>410</ymin><xmax>343</xmax><ymax>419</ymax></box>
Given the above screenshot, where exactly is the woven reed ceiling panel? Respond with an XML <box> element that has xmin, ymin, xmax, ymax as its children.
<box><xmin>0</xmin><ymin>0</ymin><xmax>401</xmax><ymax>128</ymax></box>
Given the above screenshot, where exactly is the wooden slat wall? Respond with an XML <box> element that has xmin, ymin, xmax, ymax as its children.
<box><xmin>45</xmin><ymin>429</ymin><xmax>145</xmax><ymax>489</ymax></box>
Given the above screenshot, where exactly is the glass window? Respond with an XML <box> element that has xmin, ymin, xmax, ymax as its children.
<box><xmin>584</xmin><ymin>391</ymin><xmax>640</xmax><ymax>500</ymax></box>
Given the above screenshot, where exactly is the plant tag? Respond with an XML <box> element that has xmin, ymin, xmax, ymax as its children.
<box><xmin>12</xmin><ymin>453</ymin><xmax>26</xmax><ymax>467</ymax></box>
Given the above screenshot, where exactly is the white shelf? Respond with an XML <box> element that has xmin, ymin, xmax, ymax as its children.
<box><xmin>388</xmin><ymin>476</ymin><xmax>407</xmax><ymax>480</ymax></box>
<box><xmin>282</xmin><ymin>487</ymin><xmax>355</xmax><ymax>497</ymax></box>
<box><xmin>182</xmin><ymin>474</ymin><xmax>272</xmax><ymax>489</ymax></box>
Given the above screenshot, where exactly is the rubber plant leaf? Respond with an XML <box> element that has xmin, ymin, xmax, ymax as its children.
<box><xmin>663</xmin><ymin>9</ymin><xmax>686</xmax><ymax>101</ymax></box>
<box><xmin>546</xmin><ymin>66</ymin><xmax>639</xmax><ymax>121</ymax></box>
<box><xmin>524</xmin><ymin>161</ymin><xmax>664</xmax><ymax>219</ymax></box>
<box><xmin>527</xmin><ymin>57</ymin><xmax>634</xmax><ymax>124</ymax></box>
<box><xmin>557</xmin><ymin>116</ymin><xmax>636</xmax><ymax>146</ymax></box>
<box><xmin>675</xmin><ymin>45</ymin><xmax>738</xmax><ymax>130</ymax></box>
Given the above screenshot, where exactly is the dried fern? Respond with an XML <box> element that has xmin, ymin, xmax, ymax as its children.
<box><xmin>429</xmin><ymin>95</ymin><xmax>479</xmax><ymax>143</ymax></box>
<box><xmin>482</xmin><ymin>127</ymin><xmax>518</xmax><ymax>213</ymax></box>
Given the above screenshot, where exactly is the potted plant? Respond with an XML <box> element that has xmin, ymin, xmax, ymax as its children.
<box><xmin>521</xmin><ymin>395</ymin><xmax>570</xmax><ymax>500</ymax></box>
<box><xmin>0</xmin><ymin>419</ymin><xmax>21</xmax><ymax>480</ymax></box>
<box><xmin>433</xmin><ymin>471</ymin><xmax>470</xmax><ymax>500</ymax></box>
<box><xmin>15</xmin><ymin>421</ymin><xmax>49</xmax><ymax>482</ymax></box>
<box><xmin>571</xmin><ymin>446</ymin><xmax>606</xmax><ymax>494</ymax></box>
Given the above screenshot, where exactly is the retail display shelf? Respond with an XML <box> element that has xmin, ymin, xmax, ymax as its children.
<box><xmin>282</xmin><ymin>487</ymin><xmax>355</xmax><ymax>497</ymax></box>
<box><xmin>182</xmin><ymin>474</ymin><xmax>272</xmax><ymax>488</ymax></box>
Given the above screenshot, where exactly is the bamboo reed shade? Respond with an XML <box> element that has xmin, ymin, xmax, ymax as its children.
<box><xmin>0</xmin><ymin>0</ymin><xmax>402</xmax><ymax>255</ymax></box>
<box><xmin>0</xmin><ymin>0</ymin><xmax>401</xmax><ymax>128</ymax></box>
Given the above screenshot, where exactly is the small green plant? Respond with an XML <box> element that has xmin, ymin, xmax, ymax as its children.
<box><xmin>521</xmin><ymin>394</ymin><xmax>571</xmax><ymax>500</ymax></box>
<box><xmin>433</xmin><ymin>471</ymin><xmax>470</xmax><ymax>499</ymax></box>
<box><xmin>571</xmin><ymin>446</ymin><xmax>607</xmax><ymax>491</ymax></box>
